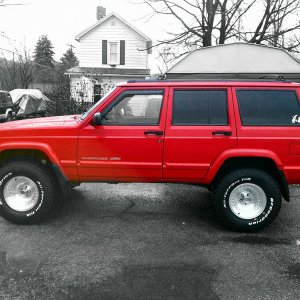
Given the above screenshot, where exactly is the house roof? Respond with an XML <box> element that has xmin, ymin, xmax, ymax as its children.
<box><xmin>167</xmin><ymin>43</ymin><xmax>300</xmax><ymax>74</ymax></box>
<box><xmin>65</xmin><ymin>66</ymin><xmax>150</xmax><ymax>77</ymax></box>
<box><xmin>75</xmin><ymin>13</ymin><xmax>151</xmax><ymax>42</ymax></box>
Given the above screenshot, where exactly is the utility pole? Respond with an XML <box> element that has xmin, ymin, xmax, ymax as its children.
<box><xmin>66</xmin><ymin>44</ymin><xmax>76</xmax><ymax>51</ymax></box>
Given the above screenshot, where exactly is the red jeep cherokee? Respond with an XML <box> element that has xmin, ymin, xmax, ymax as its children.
<box><xmin>0</xmin><ymin>80</ymin><xmax>299</xmax><ymax>232</ymax></box>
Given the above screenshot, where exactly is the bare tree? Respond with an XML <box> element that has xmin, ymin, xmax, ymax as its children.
<box><xmin>137</xmin><ymin>0</ymin><xmax>300</xmax><ymax>59</ymax></box>
<box><xmin>0</xmin><ymin>52</ymin><xmax>18</xmax><ymax>90</ymax></box>
<box><xmin>18</xmin><ymin>46</ymin><xmax>34</xmax><ymax>88</ymax></box>
<box><xmin>137</xmin><ymin>1</ymin><xmax>254</xmax><ymax>51</ymax></box>
<box><xmin>242</xmin><ymin>0</ymin><xmax>300</xmax><ymax>52</ymax></box>
<box><xmin>157</xmin><ymin>45</ymin><xmax>177</xmax><ymax>74</ymax></box>
<box><xmin>0</xmin><ymin>0</ymin><xmax>23</xmax><ymax>7</ymax></box>
<box><xmin>0</xmin><ymin>45</ymin><xmax>34</xmax><ymax>90</ymax></box>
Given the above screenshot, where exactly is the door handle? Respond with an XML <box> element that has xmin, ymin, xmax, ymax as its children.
<box><xmin>212</xmin><ymin>131</ymin><xmax>232</xmax><ymax>136</ymax></box>
<box><xmin>144</xmin><ymin>131</ymin><xmax>164</xmax><ymax>136</ymax></box>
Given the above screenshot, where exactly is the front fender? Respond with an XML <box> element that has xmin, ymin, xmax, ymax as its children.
<box><xmin>0</xmin><ymin>142</ymin><xmax>66</xmax><ymax>177</ymax></box>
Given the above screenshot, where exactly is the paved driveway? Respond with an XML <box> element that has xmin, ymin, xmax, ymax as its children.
<box><xmin>0</xmin><ymin>183</ymin><xmax>299</xmax><ymax>299</ymax></box>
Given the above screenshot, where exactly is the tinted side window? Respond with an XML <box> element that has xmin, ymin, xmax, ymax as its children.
<box><xmin>172</xmin><ymin>90</ymin><xmax>228</xmax><ymax>125</ymax></box>
<box><xmin>5</xmin><ymin>94</ymin><xmax>13</xmax><ymax>106</ymax></box>
<box><xmin>0</xmin><ymin>94</ymin><xmax>5</xmax><ymax>107</ymax></box>
<box><xmin>237</xmin><ymin>90</ymin><xmax>300</xmax><ymax>126</ymax></box>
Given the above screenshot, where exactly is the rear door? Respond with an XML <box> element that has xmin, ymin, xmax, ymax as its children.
<box><xmin>163</xmin><ymin>86</ymin><xmax>237</xmax><ymax>181</ymax></box>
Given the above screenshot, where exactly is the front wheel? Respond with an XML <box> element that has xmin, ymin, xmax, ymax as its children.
<box><xmin>0</xmin><ymin>161</ymin><xmax>54</xmax><ymax>224</ymax></box>
<box><xmin>213</xmin><ymin>169</ymin><xmax>282</xmax><ymax>232</ymax></box>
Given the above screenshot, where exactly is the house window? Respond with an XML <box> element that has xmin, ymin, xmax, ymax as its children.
<box><xmin>109</xmin><ymin>42</ymin><xmax>119</xmax><ymax>65</ymax></box>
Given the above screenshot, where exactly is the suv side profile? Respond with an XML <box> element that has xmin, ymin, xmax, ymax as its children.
<box><xmin>0</xmin><ymin>91</ymin><xmax>14</xmax><ymax>122</ymax></box>
<box><xmin>0</xmin><ymin>80</ymin><xmax>299</xmax><ymax>232</ymax></box>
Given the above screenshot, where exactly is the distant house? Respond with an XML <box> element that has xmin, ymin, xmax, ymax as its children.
<box><xmin>65</xmin><ymin>7</ymin><xmax>152</xmax><ymax>102</ymax></box>
<box><xmin>166</xmin><ymin>43</ymin><xmax>300</xmax><ymax>82</ymax></box>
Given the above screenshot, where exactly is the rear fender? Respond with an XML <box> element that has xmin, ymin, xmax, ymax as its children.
<box><xmin>206</xmin><ymin>149</ymin><xmax>284</xmax><ymax>184</ymax></box>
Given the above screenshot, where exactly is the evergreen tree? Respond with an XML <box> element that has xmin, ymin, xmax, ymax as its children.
<box><xmin>33</xmin><ymin>35</ymin><xmax>55</xmax><ymax>68</ymax></box>
<box><xmin>60</xmin><ymin>48</ymin><xmax>79</xmax><ymax>72</ymax></box>
<box><xmin>33</xmin><ymin>35</ymin><xmax>55</xmax><ymax>83</ymax></box>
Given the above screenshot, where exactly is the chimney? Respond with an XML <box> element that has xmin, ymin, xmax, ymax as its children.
<box><xmin>97</xmin><ymin>6</ymin><xmax>106</xmax><ymax>20</ymax></box>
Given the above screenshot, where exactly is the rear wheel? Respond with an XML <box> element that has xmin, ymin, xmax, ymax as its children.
<box><xmin>213</xmin><ymin>169</ymin><xmax>282</xmax><ymax>232</ymax></box>
<box><xmin>0</xmin><ymin>161</ymin><xmax>54</xmax><ymax>224</ymax></box>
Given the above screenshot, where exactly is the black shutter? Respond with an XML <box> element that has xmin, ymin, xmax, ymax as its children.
<box><xmin>120</xmin><ymin>40</ymin><xmax>125</xmax><ymax>65</ymax></box>
<box><xmin>102</xmin><ymin>40</ymin><xmax>107</xmax><ymax>64</ymax></box>
<box><xmin>146</xmin><ymin>41</ymin><xmax>152</xmax><ymax>54</ymax></box>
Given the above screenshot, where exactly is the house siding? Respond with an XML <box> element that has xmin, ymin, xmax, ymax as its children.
<box><xmin>79</xmin><ymin>16</ymin><xmax>148</xmax><ymax>69</ymax></box>
<box><xmin>70</xmin><ymin>75</ymin><xmax>146</xmax><ymax>102</ymax></box>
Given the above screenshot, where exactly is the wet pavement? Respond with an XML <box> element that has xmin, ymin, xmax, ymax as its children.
<box><xmin>0</xmin><ymin>183</ymin><xmax>300</xmax><ymax>299</ymax></box>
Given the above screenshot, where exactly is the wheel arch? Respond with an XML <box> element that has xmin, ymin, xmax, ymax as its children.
<box><xmin>0</xmin><ymin>143</ymin><xmax>62</xmax><ymax>169</ymax></box>
<box><xmin>5</xmin><ymin>109</ymin><xmax>13</xmax><ymax>118</ymax></box>
<box><xmin>211</xmin><ymin>156</ymin><xmax>289</xmax><ymax>202</ymax></box>
<box><xmin>0</xmin><ymin>144</ymin><xmax>71</xmax><ymax>199</ymax></box>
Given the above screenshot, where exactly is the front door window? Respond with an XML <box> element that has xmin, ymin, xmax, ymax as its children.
<box><xmin>102</xmin><ymin>92</ymin><xmax>163</xmax><ymax>126</ymax></box>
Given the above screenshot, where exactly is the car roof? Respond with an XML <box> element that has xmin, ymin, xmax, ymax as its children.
<box><xmin>120</xmin><ymin>80</ymin><xmax>299</xmax><ymax>88</ymax></box>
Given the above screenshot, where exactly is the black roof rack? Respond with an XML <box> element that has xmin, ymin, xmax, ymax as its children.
<box><xmin>258</xmin><ymin>74</ymin><xmax>286</xmax><ymax>81</ymax></box>
<box><xmin>127</xmin><ymin>78</ymin><xmax>292</xmax><ymax>83</ymax></box>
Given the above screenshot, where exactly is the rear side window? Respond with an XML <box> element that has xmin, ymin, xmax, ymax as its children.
<box><xmin>172</xmin><ymin>90</ymin><xmax>228</xmax><ymax>125</ymax></box>
<box><xmin>5</xmin><ymin>94</ymin><xmax>13</xmax><ymax>106</ymax></box>
<box><xmin>0</xmin><ymin>94</ymin><xmax>5</xmax><ymax>107</ymax></box>
<box><xmin>237</xmin><ymin>90</ymin><xmax>300</xmax><ymax>126</ymax></box>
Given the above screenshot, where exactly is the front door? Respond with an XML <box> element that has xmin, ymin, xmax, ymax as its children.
<box><xmin>163</xmin><ymin>87</ymin><xmax>237</xmax><ymax>181</ymax></box>
<box><xmin>77</xmin><ymin>88</ymin><xmax>168</xmax><ymax>181</ymax></box>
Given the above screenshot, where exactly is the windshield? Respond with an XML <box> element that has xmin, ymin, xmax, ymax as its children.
<box><xmin>79</xmin><ymin>87</ymin><xmax>117</xmax><ymax>121</ymax></box>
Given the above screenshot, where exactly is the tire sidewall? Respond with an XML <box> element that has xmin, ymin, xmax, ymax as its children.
<box><xmin>6</xmin><ymin>114</ymin><xmax>12</xmax><ymax>122</ymax></box>
<box><xmin>220</xmin><ymin>173</ymin><xmax>280</xmax><ymax>230</ymax></box>
<box><xmin>0</xmin><ymin>164</ymin><xmax>52</xmax><ymax>223</ymax></box>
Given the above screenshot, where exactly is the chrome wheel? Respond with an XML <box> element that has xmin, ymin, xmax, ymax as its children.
<box><xmin>3</xmin><ymin>176</ymin><xmax>39</xmax><ymax>212</ymax></box>
<box><xmin>228</xmin><ymin>183</ymin><xmax>267</xmax><ymax>219</ymax></box>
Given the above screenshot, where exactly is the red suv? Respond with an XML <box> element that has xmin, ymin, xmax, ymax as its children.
<box><xmin>0</xmin><ymin>80</ymin><xmax>299</xmax><ymax>232</ymax></box>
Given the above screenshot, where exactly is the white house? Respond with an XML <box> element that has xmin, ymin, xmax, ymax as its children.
<box><xmin>166</xmin><ymin>43</ymin><xmax>300</xmax><ymax>82</ymax></box>
<box><xmin>66</xmin><ymin>7</ymin><xmax>152</xmax><ymax>102</ymax></box>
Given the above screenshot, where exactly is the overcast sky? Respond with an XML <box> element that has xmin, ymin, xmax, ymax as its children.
<box><xmin>0</xmin><ymin>0</ymin><xmax>175</xmax><ymax>71</ymax></box>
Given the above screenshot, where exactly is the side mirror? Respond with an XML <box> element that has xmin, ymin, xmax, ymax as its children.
<box><xmin>93</xmin><ymin>112</ymin><xmax>102</xmax><ymax>126</ymax></box>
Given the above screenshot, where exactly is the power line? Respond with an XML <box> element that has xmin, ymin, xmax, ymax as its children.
<box><xmin>0</xmin><ymin>47</ymin><xmax>59</xmax><ymax>72</ymax></box>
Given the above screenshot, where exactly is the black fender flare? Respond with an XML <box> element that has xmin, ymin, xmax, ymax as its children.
<box><xmin>52</xmin><ymin>164</ymin><xmax>72</xmax><ymax>200</ymax></box>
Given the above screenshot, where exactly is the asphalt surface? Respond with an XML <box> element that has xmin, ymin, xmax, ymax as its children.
<box><xmin>0</xmin><ymin>183</ymin><xmax>300</xmax><ymax>300</ymax></box>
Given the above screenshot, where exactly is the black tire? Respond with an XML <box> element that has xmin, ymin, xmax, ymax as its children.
<box><xmin>0</xmin><ymin>161</ymin><xmax>54</xmax><ymax>224</ymax></box>
<box><xmin>213</xmin><ymin>169</ymin><xmax>282</xmax><ymax>232</ymax></box>
<box><xmin>5</xmin><ymin>113</ymin><xmax>12</xmax><ymax>122</ymax></box>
